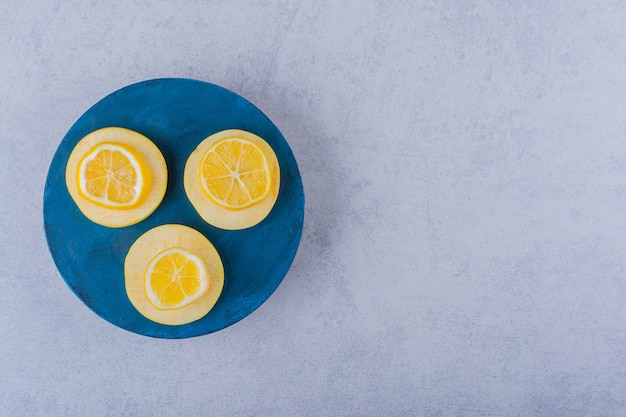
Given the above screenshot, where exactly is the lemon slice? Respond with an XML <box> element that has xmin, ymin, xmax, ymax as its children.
<box><xmin>144</xmin><ymin>247</ymin><xmax>208</xmax><ymax>310</ymax></box>
<box><xmin>65</xmin><ymin>127</ymin><xmax>167</xmax><ymax>228</ymax></box>
<box><xmin>77</xmin><ymin>142</ymin><xmax>150</xmax><ymax>209</ymax></box>
<box><xmin>124</xmin><ymin>224</ymin><xmax>224</xmax><ymax>326</ymax></box>
<box><xmin>184</xmin><ymin>129</ymin><xmax>280</xmax><ymax>230</ymax></box>
<box><xmin>200</xmin><ymin>137</ymin><xmax>271</xmax><ymax>210</ymax></box>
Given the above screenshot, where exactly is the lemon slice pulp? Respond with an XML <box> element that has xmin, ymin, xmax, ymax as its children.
<box><xmin>144</xmin><ymin>247</ymin><xmax>209</xmax><ymax>310</ymax></box>
<box><xmin>76</xmin><ymin>142</ymin><xmax>150</xmax><ymax>209</ymax></box>
<box><xmin>200</xmin><ymin>137</ymin><xmax>271</xmax><ymax>210</ymax></box>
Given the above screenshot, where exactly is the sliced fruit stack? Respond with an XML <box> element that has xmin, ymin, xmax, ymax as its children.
<box><xmin>65</xmin><ymin>127</ymin><xmax>167</xmax><ymax>228</ymax></box>
<box><xmin>184</xmin><ymin>129</ymin><xmax>280</xmax><ymax>230</ymax></box>
<box><xmin>124</xmin><ymin>224</ymin><xmax>224</xmax><ymax>326</ymax></box>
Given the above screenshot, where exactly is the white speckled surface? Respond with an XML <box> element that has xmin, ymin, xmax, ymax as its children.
<box><xmin>2</xmin><ymin>1</ymin><xmax>626</xmax><ymax>415</ymax></box>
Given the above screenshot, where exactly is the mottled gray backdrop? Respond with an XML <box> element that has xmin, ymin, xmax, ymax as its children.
<box><xmin>2</xmin><ymin>1</ymin><xmax>626</xmax><ymax>416</ymax></box>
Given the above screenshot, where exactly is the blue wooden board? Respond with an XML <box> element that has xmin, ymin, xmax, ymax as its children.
<box><xmin>43</xmin><ymin>78</ymin><xmax>305</xmax><ymax>338</ymax></box>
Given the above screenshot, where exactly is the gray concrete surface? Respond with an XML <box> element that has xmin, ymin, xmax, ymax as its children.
<box><xmin>2</xmin><ymin>1</ymin><xmax>626</xmax><ymax>415</ymax></box>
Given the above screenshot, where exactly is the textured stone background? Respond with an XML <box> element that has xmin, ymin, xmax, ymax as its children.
<box><xmin>2</xmin><ymin>1</ymin><xmax>626</xmax><ymax>416</ymax></box>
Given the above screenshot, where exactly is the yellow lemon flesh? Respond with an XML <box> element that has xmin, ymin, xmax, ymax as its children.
<box><xmin>65</xmin><ymin>127</ymin><xmax>167</xmax><ymax>228</ymax></box>
<box><xmin>77</xmin><ymin>142</ymin><xmax>150</xmax><ymax>209</ymax></box>
<box><xmin>184</xmin><ymin>129</ymin><xmax>280</xmax><ymax>230</ymax></box>
<box><xmin>200</xmin><ymin>137</ymin><xmax>271</xmax><ymax>210</ymax></box>
<box><xmin>144</xmin><ymin>248</ymin><xmax>208</xmax><ymax>310</ymax></box>
<box><xmin>125</xmin><ymin>224</ymin><xmax>224</xmax><ymax>326</ymax></box>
